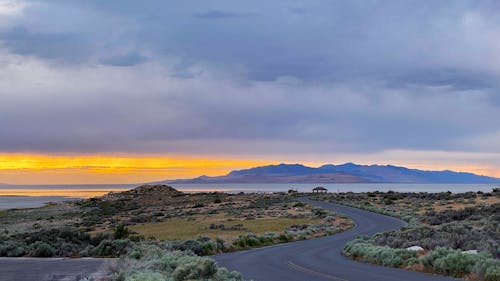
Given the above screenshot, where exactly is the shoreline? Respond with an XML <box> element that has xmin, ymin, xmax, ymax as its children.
<box><xmin>0</xmin><ymin>195</ymin><xmax>77</xmax><ymax>211</ymax></box>
<box><xmin>0</xmin><ymin>188</ymin><xmax>129</xmax><ymax>198</ymax></box>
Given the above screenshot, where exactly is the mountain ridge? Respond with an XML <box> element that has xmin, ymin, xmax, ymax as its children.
<box><xmin>161</xmin><ymin>163</ymin><xmax>500</xmax><ymax>184</ymax></box>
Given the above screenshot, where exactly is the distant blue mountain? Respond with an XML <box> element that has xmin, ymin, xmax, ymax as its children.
<box><xmin>316</xmin><ymin>163</ymin><xmax>499</xmax><ymax>183</ymax></box>
<box><xmin>164</xmin><ymin>163</ymin><xmax>500</xmax><ymax>184</ymax></box>
<box><xmin>228</xmin><ymin>164</ymin><xmax>317</xmax><ymax>176</ymax></box>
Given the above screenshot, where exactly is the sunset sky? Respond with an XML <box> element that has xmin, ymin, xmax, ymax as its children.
<box><xmin>1</xmin><ymin>1</ymin><xmax>499</xmax><ymax>184</ymax></box>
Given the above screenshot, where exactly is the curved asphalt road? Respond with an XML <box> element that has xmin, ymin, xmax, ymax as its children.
<box><xmin>0</xmin><ymin>257</ymin><xmax>111</xmax><ymax>281</ymax></box>
<box><xmin>214</xmin><ymin>198</ymin><xmax>460</xmax><ymax>281</ymax></box>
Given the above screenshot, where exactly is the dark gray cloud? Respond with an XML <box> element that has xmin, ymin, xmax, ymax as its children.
<box><xmin>3</xmin><ymin>1</ymin><xmax>500</xmax><ymax>84</ymax></box>
<box><xmin>0</xmin><ymin>26</ymin><xmax>92</xmax><ymax>62</ymax></box>
<box><xmin>0</xmin><ymin>0</ymin><xmax>499</xmax><ymax>158</ymax></box>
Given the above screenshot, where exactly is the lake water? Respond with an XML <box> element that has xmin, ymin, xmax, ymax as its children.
<box><xmin>171</xmin><ymin>183</ymin><xmax>498</xmax><ymax>193</ymax></box>
<box><xmin>0</xmin><ymin>183</ymin><xmax>497</xmax><ymax>210</ymax></box>
<box><xmin>0</xmin><ymin>196</ymin><xmax>78</xmax><ymax>210</ymax></box>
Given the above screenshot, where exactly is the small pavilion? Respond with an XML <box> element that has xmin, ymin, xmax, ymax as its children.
<box><xmin>312</xmin><ymin>186</ymin><xmax>328</xmax><ymax>193</ymax></box>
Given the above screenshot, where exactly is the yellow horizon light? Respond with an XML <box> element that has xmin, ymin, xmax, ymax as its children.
<box><xmin>0</xmin><ymin>153</ymin><xmax>275</xmax><ymax>184</ymax></box>
<box><xmin>0</xmin><ymin>153</ymin><xmax>498</xmax><ymax>185</ymax></box>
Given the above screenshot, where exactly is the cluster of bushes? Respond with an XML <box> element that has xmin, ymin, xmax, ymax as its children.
<box><xmin>319</xmin><ymin>190</ymin><xmax>494</xmax><ymax>213</ymax></box>
<box><xmin>80</xmin><ymin>239</ymin><xmax>130</xmax><ymax>257</ymax></box>
<box><xmin>0</xmin><ymin>225</ymin><xmax>134</xmax><ymax>257</ymax></box>
<box><xmin>231</xmin><ymin>220</ymin><xmax>344</xmax><ymax>250</ymax></box>
<box><xmin>0</xmin><ymin>237</ymin><xmax>131</xmax><ymax>258</ymax></box>
<box><xmin>373</xmin><ymin>222</ymin><xmax>500</xmax><ymax>258</ymax></box>
<box><xmin>165</xmin><ymin>237</ymin><xmax>226</xmax><ymax>256</ymax></box>
<box><xmin>112</xmin><ymin>243</ymin><xmax>243</xmax><ymax>281</ymax></box>
<box><xmin>209</xmin><ymin>223</ymin><xmax>246</xmax><ymax>231</ymax></box>
<box><xmin>75</xmin><ymin>199</ymin><xmax>141</xmax><ymax>227</ymax></box>
<box><xmin>231</xmin><ymin>232</ymin><xmax>292</xmax><ymax>249</ymax></box>
<box><xmin>422</xmin><ymin>203</ymin><xmax>499</xmax><ymax>225</ymax></box>
<box><xmin>368</xmin><ymin>201</ymin><xmax>500</xmax><ymax>259</ymax></box>
<box><xmin>421</xmin><ymin>248</ymin><xmax>500</xmax><ymax>280</ymax></box>
<box><xmin>344</xmin><ymin>237</ymin><xmax>500</xmax><ymax>281</ymax></box>
<box><xmin>343</xmin><ymin>237</ymin><xmax>418</xmax><ymax>268</ymax></box>
<box><xmin>0</xmin><ymin>241</ymin><xmax>27</xmax><ymax>257</ymax></box>
<box><xmin>0</xmin><ymin>240</ymin><xmax>56</xmax><ymax>257</ymax></box>
<box><xmin>361</xmin><ymin>190</ymin><xmax>480</xmax><ymax>201</ymax></box>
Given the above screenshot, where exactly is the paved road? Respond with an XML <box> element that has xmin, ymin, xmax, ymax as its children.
<box><xmin>214</xmin><ymin>198</ymin><xmax>460</xmax><ymax>281</ymax></box>
<box><xmin>0</xmin><ymin>257</ymin><xmax>110</xmax><ymax>281</ymax></box>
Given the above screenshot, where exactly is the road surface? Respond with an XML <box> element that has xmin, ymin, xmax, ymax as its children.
<box><xmin>214</xmin><ymin>198</ymin><xmax>460</xmax><ymax>281</ymax></box>
<box><xmin>0</xmin><ymin>257</ymin><xmax>111</xmax><ymax>281</ymax></box>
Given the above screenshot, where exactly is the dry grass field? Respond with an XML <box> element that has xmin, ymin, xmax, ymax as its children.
<box><xmin>130</xmin><ymin>214</ymin><xmax>322</xmax><ymax>241</ymax></box>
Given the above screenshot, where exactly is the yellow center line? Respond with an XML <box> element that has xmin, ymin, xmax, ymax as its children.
<box><xmin>287</xmin><ymin>261</ymin><xmax>350</xmax><ymax>281</ymax></box>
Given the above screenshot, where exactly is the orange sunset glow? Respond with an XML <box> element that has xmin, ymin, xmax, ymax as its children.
<box><xmin>0</xmin><ymin>153</ymin><xmax>498</xmax><ymax>185</ymax></box>
<box><xmin>0</xmin><ymin>154</ymin><xmax>274</xmax><ymax>184</ymax></box>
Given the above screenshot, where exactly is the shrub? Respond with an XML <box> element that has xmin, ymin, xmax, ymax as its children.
<box><xmin>484</xmin><ymin>266</ymin><xmax>500</xmax><ymax>281</ymax></box>
<box><xmin>421</xmin><ymin>248</ymin><xmax>454</xmax><ymax>269</ymax></box>
<box><xmin>0</xmin><ymin>241</ymin><xmax>26</xmax><ymax>257</ymax></box>
<box><xmin>432</xmin><ymin>251</ymin><xmax>476</xmax><ymax>277</ymax></box>
<box><xmin>278</xmin><ymin>234</ymin><xmax>293</xmax><ymax>243</ymax></box>
<box><xmin>172</xmin><ymin>259</ymin><xmax>217</xmax><ymax>281</ymax></box>
<box><xmin>29</xmin><ymin>242</ymin><xmax>55</xmax><ymax>257</ymax></box>
<box><xmin>473</xmin><ymin>256</ymin><xmax>500</xmax><ymax>281</ymax></box>
<box><xmin>114</xmin><ymin>224</ymin><xmax>130</xmax><ymax>239</ymax></box>
<box><xmin>92</xmin><ymin>239</ymin><xmax>129</xmax><ymax>257</ymax></box>
<box><xmin>312</xmin><ymin>207</ymin><xmax>327</xmax><ymax>218</ymax></box>
<box><xmin>233</xmin><ymin>233</ymin><xmax>261</xmax><ymax>248</ymax></box>
<box><xmin>79</xmin><ymin>245</ymin><xmax>95</xmax><ymax>257</ymax></box>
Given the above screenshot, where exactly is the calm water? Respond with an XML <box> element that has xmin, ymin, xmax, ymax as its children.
<box><xmin>0</xmin><ymin>183</ymin><xmax>497</xmax><ymax>210</ymax></box>
<box><xmin>0</xmin><ymin>196</ymin><xmax>77</xmax><ymax>210</ymax></box>
<box><xmin>171</xmin><ymin>183</ymin><xmax>497</xmax><ymax>193</ymax></box>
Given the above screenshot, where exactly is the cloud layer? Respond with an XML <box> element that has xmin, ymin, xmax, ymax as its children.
<box><xmin>0</xmin><ymin>1</ymin><xmax>499</xmax><ymax>166</ymax></box>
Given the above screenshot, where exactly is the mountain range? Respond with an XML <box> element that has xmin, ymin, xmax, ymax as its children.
<box><xmin>163</xmin><ymin>163</ymin><xmax>500</xmax><ymax>184</ymax></box>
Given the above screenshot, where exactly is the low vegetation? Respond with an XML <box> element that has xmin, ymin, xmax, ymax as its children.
<box><xmin>0</xmin><ymin>184</ymin><xmax>353</xmax><ymax>281</ymax></box>
<box><xmin>344</xmin><ymin>237</ymin><xmax>500</xmax><ymax>280</ymax></box>
<box><xmin>112</xmin><ymin>243</ymin><xmax>243</xmax><ymax>281</ymax></box>
<box><xmin>343</xmin><ymin>237</ymin><xmax>418</xmax><ymax>268</ymax></box>
<box><xmin>314</xmin><ymin>189</ymin><xmax>500</xmax><ymax>281</ymax></box>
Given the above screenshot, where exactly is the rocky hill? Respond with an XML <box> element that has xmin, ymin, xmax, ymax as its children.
<box><xmin>102</xmin><ymin>184</ymin><xmax>183</xmax><ymax>201</ymax></box>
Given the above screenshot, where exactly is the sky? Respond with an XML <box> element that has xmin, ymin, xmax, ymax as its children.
<box><xmin>0</xmin><ymin>0</ymin><xmax>499</xmax><ymax>184</ymax></box>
